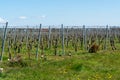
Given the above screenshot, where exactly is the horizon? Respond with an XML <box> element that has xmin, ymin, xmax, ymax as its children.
<box><xmin>0</xmin><ymin>0</ymin><xmax>120</xmax><ymax>27</ymax></box>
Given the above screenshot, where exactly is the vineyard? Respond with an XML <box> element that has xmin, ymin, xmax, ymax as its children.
<box><xmin>0</xmin><ymin>22</ymin><xmax>120</xmax><ymax>80</ymax></box>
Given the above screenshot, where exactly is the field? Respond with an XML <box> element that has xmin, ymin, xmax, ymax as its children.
<box><xmin>0</xmin><ymin>24</ymin><xmax>120</xmax><ymax>80</ymax></box>
<box><xmin>1</xmin><ymin>51</ymin><xmax>120</xmax><ymax>80</ymax></box>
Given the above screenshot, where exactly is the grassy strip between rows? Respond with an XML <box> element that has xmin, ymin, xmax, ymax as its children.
<box><xmin>0</xmin><ymin>51</ymin><xmax>120</xmax><ymax>80</ymax></box>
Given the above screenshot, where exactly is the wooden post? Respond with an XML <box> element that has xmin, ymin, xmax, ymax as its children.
<box><xmin>0</xmin><ymin>22</ymin><xmax>8</xmax><ymax>61</ymax></box>
<box><xmin>36</xmin><ymin>24</ymin><xmax>42</xmax><ymax>60</ymax></box>
<box><xmin>13</xmin><ymin>27</ymin><xmax>17</xmax><ymax>56</ymax></box>
<box><xmin>8</xmin><ymin>37</ymin><xmax>11</xmax><ymax>59</ymax></box>
<box><xmin>26</xmin><ymin>26</ymin><xmax>29</xmax><ymax>49</ymax></box>
<box><xmin>83</xmin><ymin>25</ymin><xmax>87</xmax><ymax>50</ymax></box>
<box><xmin>61</xmin><ymin>24</ymin><xmax>65</xmax><ymax>55</ymax></box>
<box><xmin>48</xmin><ymin>26</ymin><xmax>51</xmax><ymax>49</ymax></box>
<box><xmin>104</xmin><ymin>25</ymin><xmax>108</xmax><ymax>50</ymax></box>
<box><xmin>75</xmin><ymin>27</ymin><xmax>78</xmax><ymax>52</ymax></box>
<box><xmin>66</xmin><ymin>26</ymin><xmax>69</xmax><ymax>48</ymax></box>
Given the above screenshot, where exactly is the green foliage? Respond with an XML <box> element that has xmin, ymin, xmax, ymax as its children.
<box><xmin>70</xmin><ymin>63</ymin><xmax>83</xmax><ymax>71</ymax></box>
<box><xmin>0</xmin><ymin>51</ymin><xmax>120</xmax><ymax>80</ymax></box>
<box><xmin>8</xmin><ymin>60</ymin><xmax>28</xmax><ymax>67</ymax></box>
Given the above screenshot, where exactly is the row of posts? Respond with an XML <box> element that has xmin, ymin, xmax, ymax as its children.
<box><xmin>0</xmin><ymin>22</ymin><xmax>109</xmax><ymax>61</ymax></box>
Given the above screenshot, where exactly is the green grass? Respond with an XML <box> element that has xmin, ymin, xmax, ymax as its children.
<box><xmin>0</xmin><ymin>51</ymin><xmax>120</xmax><ymax>80</ymax></box>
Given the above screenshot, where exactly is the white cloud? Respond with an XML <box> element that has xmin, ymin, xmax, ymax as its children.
<box><xmin>0</xmin><ymin>17</ymin><xmax>6</xmax><ymax>23</ymax></box>
<box><xmin>41</xmin><ymin>15</ymin><xmax>46</xmax><ymax>18</ymax></box>
<box><xmin>19</xmin><ymin>16</ymin><xmax>27</xmax><ymax>19</ymax></box>
<box><xmin>36</xmin><ymin>15</ymin><xmax>47</xmax><ymax>19</ymax></box>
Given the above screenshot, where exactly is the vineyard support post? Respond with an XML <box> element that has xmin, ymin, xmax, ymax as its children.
<box><xmin>61</xmin><ymin>24</ymin><xmax>65</xmax><ymax>55</ymax></box>
<box><xmin>105</xmin><ymin>25</ymin><xmax>108</xmax><ymax>50</ymax></box>
<box><xmin>26</xmin><ymin>26</ymin><xmax>29</xmax><ymax>49</ymax></box>
<box><xmin>48</xmin><ymin>26</ymin><xmax>51</xmax><ymax>49</ymax></box>
<box><xmin>0</xmin><ymin>22</ymin><xmax>8</xmax><ymax>61</ymax></box>
<box><xmin>83</xmin><ymin>25</ymin><xmax>87</xmax><ymax>50</ymax></box>
<box><xmin>36</xmin><ymin>24</ymin><xmax>42</xmax><ymax>60</ymax></box>
<box><xmin>66</xmin><ymin>26</ymin><xmax>68</xmax><ymax>48</ymax></box>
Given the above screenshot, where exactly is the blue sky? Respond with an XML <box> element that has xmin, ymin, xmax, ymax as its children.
<box><xmin>0</xmin><ymin>0</ymin><xmax>120</xmax><ymax>26</ymax></box>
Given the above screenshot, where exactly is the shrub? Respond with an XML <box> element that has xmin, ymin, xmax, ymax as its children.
<box><xmin>89</xmin><ymin>43</ymin><xmax>99</xmax><ymax>53</ymax></box>
<box><xmin>8</xmin><ymin>55</ymin><xmax>28</xmax><ymax>67</ymax></box>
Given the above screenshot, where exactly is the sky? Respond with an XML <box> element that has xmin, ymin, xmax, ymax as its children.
<box><xmin>0</xmin><ymin>0</ymin><xmax>120</xmax><ymax>26</ymax></box>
